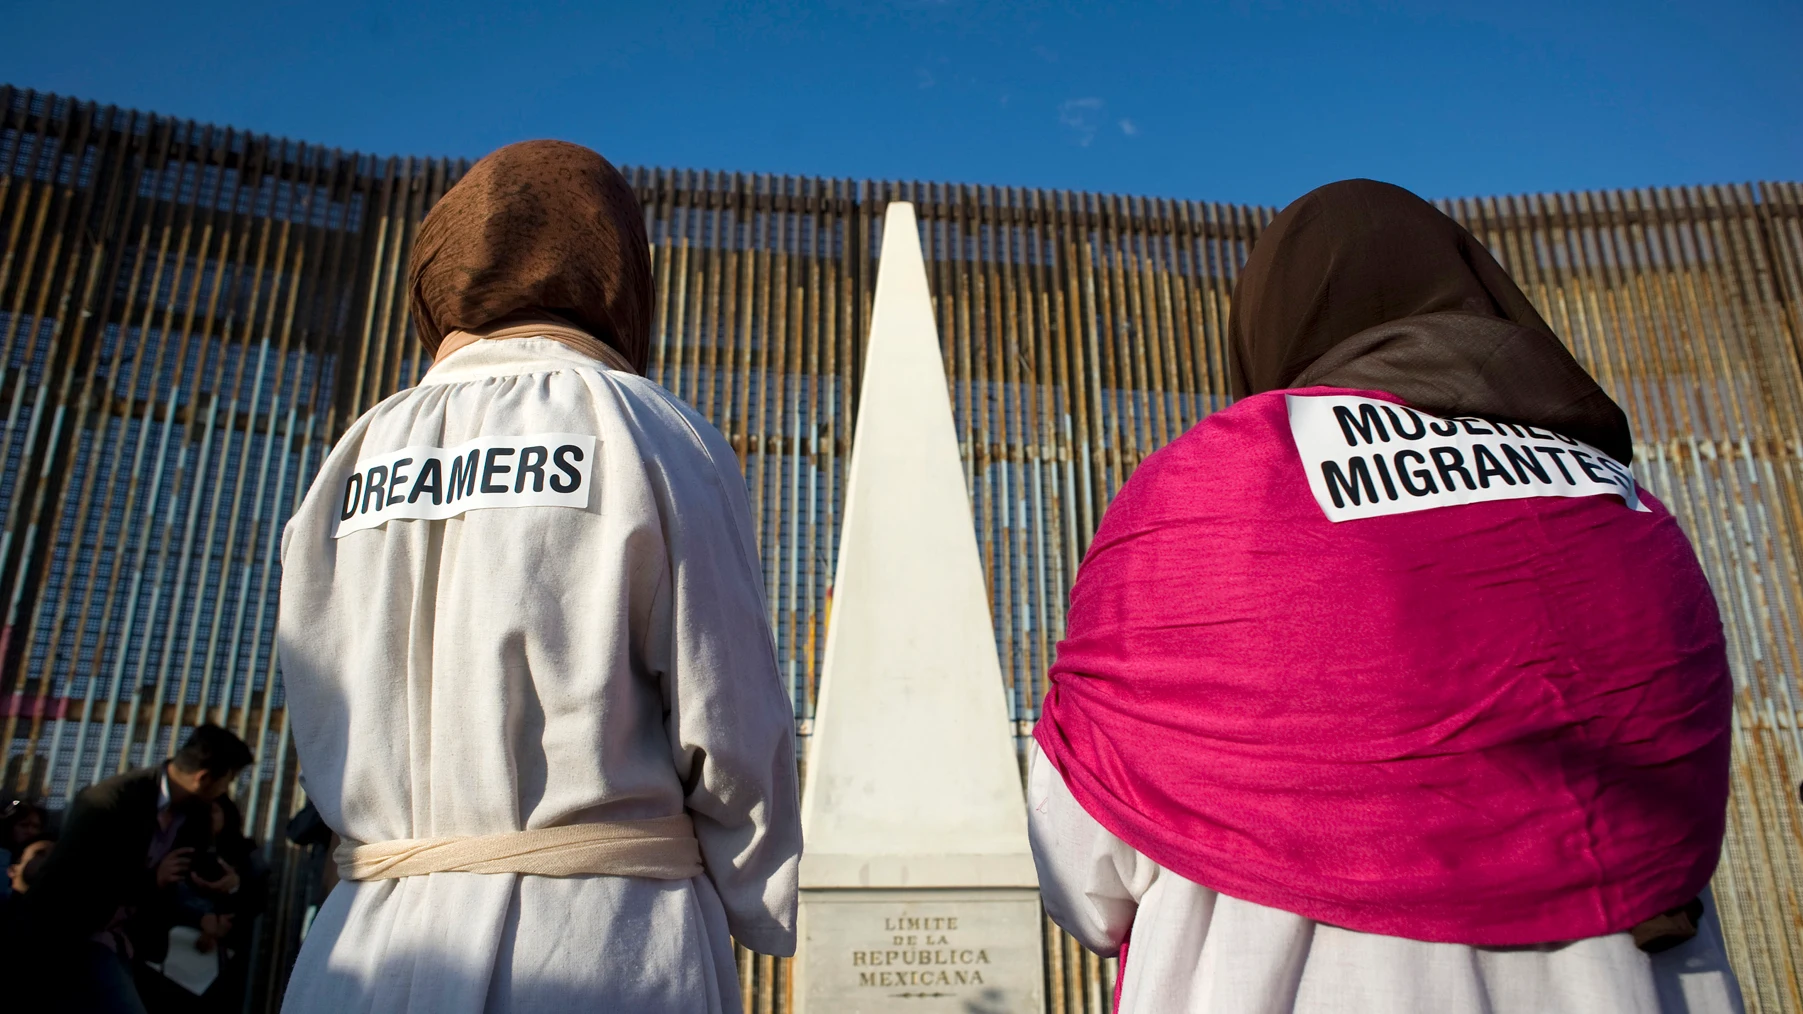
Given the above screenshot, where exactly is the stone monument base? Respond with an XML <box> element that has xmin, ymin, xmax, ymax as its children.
<box><xmin>796</xmin><ymin>888</ymin><xmax>1044</xmax><ymax>1014</ymax></box>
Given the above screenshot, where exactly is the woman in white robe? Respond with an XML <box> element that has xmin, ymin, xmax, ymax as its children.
<box><xmin>276</xmin><ymin>141</ymin><xmax>800</xmax><ymax>1014</ymax></box>
<box><xmin>1029</xmin><ymin>180</ymin><xmax>1745</xmax><ymax>1014</ymax></box>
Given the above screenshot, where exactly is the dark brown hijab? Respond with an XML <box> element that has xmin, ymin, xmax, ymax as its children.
<box><xmin>1229</xmin><ymin>179</ymin><xmax>1632</xmax><ymax>463</ymax></box>
<box><xmin>408</xmin><ymin>140</ymin><xmax>653</xmax><ymax>372</ymax></box>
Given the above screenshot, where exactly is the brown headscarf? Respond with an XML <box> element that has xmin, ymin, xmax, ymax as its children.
<box><xmin>1229</xmin><ymin>179</ymin><xmax>1633</xmax><ymax>463</ymax></box>
<box><xmin>408</xmin><ymin>140</ymin><xmax>653</xmax><ymax>372</ymax></box>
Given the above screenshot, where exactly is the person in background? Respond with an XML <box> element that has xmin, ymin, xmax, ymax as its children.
<box><xmin>142</xmin><ymin>793</ymin><xmax>268</xmax><ymax>1013</ymax></box>
<box><xmin>3</xmin><ymin>838</ymin><xmax>53</xmax><ymax>929</ymax></box>
<box><xmin>0</xmin><ymin>798</ymin><xmax>46</xmax><ymax>899</ymax></box>
<box><xmin>8</xmin><ymin>723</ymin><xmax>254</xmax><ymax>1013</ymax></box>
<box><xmin>197</xmin><ymin>795</ymin><xmax>267</xmax><ymax>1012</ymax></box>
<box><xmin>277</xmin><ymin>140</ymin><xmax>801</xmax><ymax>1014</ymax></box>
<box><xmin>1031</xmin><ymin>180</ymin><xmax>1743</xmax><ymax>1013</ymax></box>
<box><xmin>8</xmin><ymin>838</ymin><xmax>53</xmax><ymax>893</ymax></box>
<box><xmin>284</xmin><ymin>798</ymin><xmax>340</xmax><ymax>944</ymax></box>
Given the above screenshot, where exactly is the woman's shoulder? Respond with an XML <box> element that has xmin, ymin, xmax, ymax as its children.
<box><xmin>1121</xmin><ymin>391</ymin><xmax>1300</xmax><ymax>494</ymax></box>
<box><xmin>601</xmin><ymin>375</ymin><xmax>736</xmax><ymax>462</ymax></box>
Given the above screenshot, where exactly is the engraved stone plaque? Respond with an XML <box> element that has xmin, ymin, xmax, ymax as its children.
<box><xmin>797</xmin><ymin>889</ymin><xmax>1043</xmax><ymax>1014</ymax></box>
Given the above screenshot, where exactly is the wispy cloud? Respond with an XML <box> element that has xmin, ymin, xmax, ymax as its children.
<box><xmin>1118</xmin><ymin>118</ymin><xmax>1139</xmax><ymax>137</ymax></box>
<box><xmin>916</xmin><ymin>67</ymin><xmax>936</xmax><ymax>89</ymax></box>
<box><xmin>1059</xmin><ymin>97</ymin><xmax>1105</xmax><ymax>147</ymax></box>
<box><xmin>1033</xmin><ymin>44</ymin><xmax>1059</xmax><ymax>63</ymax></box>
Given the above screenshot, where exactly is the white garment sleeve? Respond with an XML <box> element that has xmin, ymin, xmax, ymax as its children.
<box><xmin>640</xmin><ymin>391</ymin><xmax>803</xmax><ymax>957</ymax></box>
<box><xmin>1027</xmin><ymin>741</ymin><xmax>1156</xmax><ymax>958</ymax></box>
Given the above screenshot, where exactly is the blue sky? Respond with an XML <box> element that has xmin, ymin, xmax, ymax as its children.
<box><xmin>4</xmin><ymin>1</ymin><xmax>1797</xmax><ymax>207</ymax></box>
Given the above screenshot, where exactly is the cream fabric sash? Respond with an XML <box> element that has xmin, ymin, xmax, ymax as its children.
<box><xmin>335</xmin><ymin>815</ymin><xmax>703</xmax><ymax>882</ymax></box>
<box><xmin>432</xmin><ymin>318</ymin><xmax>637</xmax><ymax>374</ymax></box>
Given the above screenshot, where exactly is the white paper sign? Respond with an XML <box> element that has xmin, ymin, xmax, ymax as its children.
<box><xmin>335</xmin><ymin>432</ymin><xmax>597</xmax><ymax>537</ymax></box>
<box><xmin>1286</xmin><ymin>394</ymin><xmax>1646</xmax><ymax>523</ymax></box>
<box><xmin>150</xmin><ymin>925</ymin><xmax>219</xmax><ymax>995</ymax></box>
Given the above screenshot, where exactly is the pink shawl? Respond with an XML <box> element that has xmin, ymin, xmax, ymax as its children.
<box><xmin>1035</xmin><ymin>387</ymin><xmax>1732</xmax><ymax>945</ymax></box>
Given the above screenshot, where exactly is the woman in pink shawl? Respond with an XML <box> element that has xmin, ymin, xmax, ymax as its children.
<box><xmin>1030</xmin><ymin>180</ymin><xmax>1742</xmax><ymax>1014</ymax></box>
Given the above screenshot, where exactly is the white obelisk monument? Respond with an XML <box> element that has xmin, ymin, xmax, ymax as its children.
<box><xmin>797</xmin><ymin>202</ymin><xmax>1043</xmax><ymax>1013</ymax></box>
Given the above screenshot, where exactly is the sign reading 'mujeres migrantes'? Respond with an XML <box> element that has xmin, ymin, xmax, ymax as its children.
<box><xmin>1287</xmin><ymin>394</ymin><xmax>1645</xmax><ymax>523</ymax></box>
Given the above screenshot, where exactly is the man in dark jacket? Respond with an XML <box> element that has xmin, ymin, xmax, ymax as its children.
<box><xmin>9</xmin><ymin>724</ymin><xmax>253</xmax><ymax>1013</ymax></box>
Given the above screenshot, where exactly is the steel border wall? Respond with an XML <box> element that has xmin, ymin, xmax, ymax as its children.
<box><xmin>1</xmin><ymin>87</ymin><xmax>1798</xmax><ymax>1013</ymax></box>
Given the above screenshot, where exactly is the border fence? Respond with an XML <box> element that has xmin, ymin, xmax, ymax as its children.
<box><xmin>1</xmin><ymin>86</ymin><xmax>1799</xmax><ymax>1012</ymax></box>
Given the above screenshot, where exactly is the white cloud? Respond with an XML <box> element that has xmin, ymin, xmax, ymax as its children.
<box><xmin>916</xmin><ymin>67</ymin><xmax>936</xmax><ymax>89</ymax></box>
<box><xmin>1118</xmin><ymin>118</ymin><xmax>1139</xmax><ymax>137</ymax></box>
<box><xmin>1059</xmin><ymin>97</ymin><xmax>1105</xmax><ymax>147</ymax></box>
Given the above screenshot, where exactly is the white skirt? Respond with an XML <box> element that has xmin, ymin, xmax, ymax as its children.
<box><xmin>282</xmin><ymin>872</ymin><xmax>740</xmax><ymax>1014</ymax></box>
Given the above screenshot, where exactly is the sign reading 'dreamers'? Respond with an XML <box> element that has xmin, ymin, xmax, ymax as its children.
<box><xmin>334</xmin><ymin>433</ymin><xmax>597</xmax><ymax>537</ymax></box>
<box><xmin>803</xmin><ymin>891</ymin><xmax>1040</xmax><ymax>1012</ymax></box>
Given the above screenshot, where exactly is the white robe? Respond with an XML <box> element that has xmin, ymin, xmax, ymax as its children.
<box><xmin>1027</xmin><ymin>743</ymin><xmax>1744</xmax><ymax>1014</ymax></box>
<box><xmin>277</xmin><ymin>337</ymin><xmax>802</xmax><ymax>1014</ymax></box>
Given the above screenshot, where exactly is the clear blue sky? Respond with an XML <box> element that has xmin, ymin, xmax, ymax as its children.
<box><xmin>4</xmin><ymin>1</ymin><xmax>1797</xmax><ymax>207</ymax></box>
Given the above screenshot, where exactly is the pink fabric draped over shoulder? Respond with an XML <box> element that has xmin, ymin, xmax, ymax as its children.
<box><xmin>1033</xmin><ymin>386</ymin><xmax>1732</xmax><ymax>946</ymax></box>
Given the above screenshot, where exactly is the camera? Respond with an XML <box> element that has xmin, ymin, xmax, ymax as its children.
<box><xmin>191</xmin><ymin>847</ymin><xmax>226</xmax><ymax>883</ymax></box>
